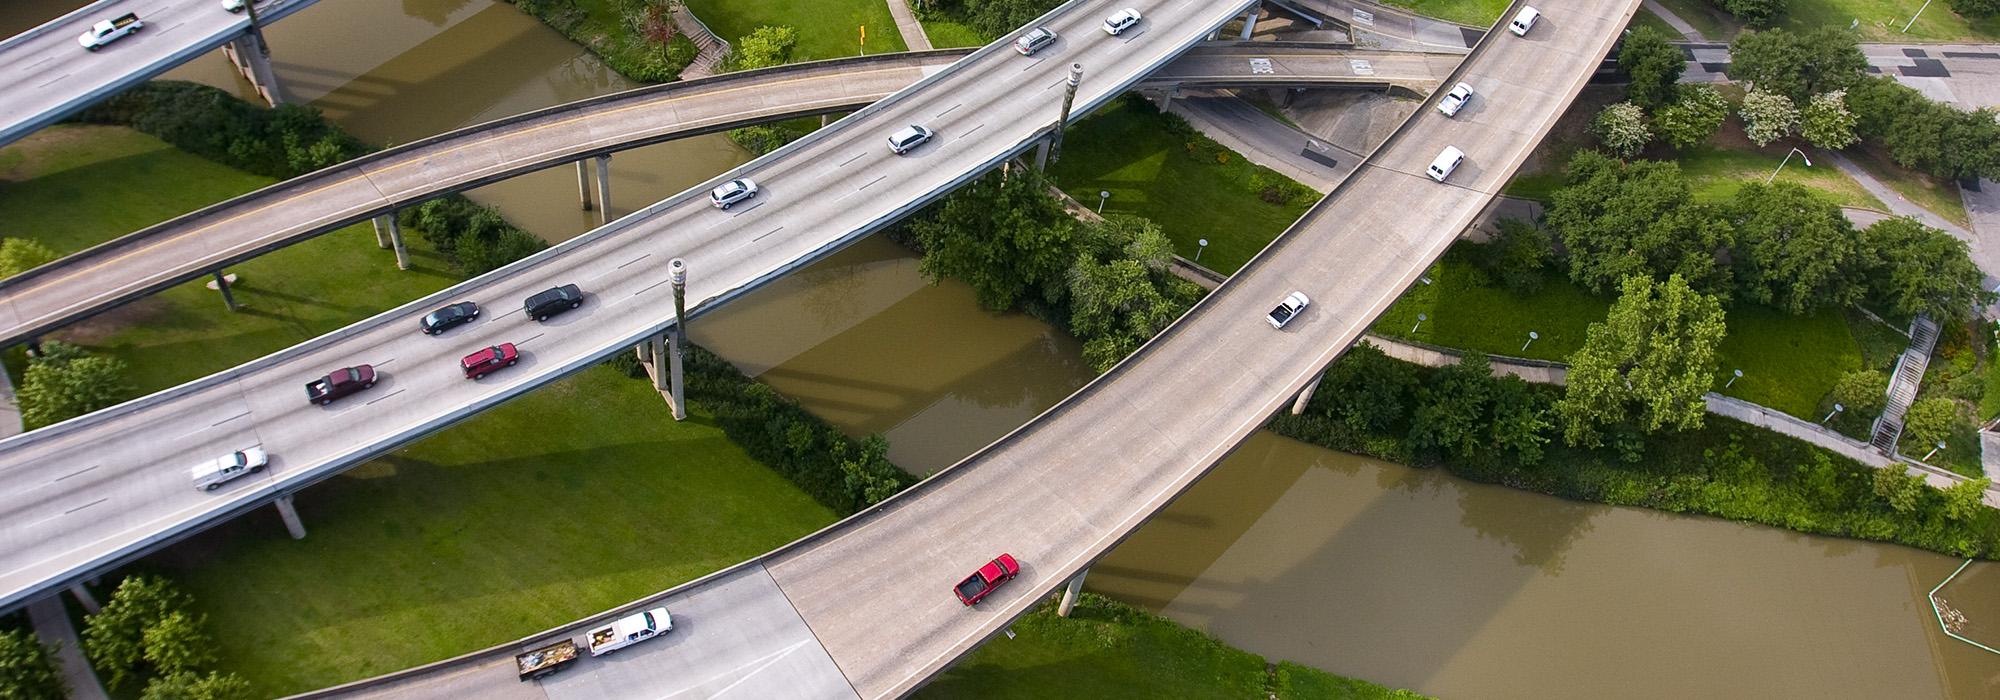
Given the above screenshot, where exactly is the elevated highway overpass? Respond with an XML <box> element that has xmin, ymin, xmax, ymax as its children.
<box><xmin>292</xmin><ymin>0</ymin><xmax>1632</xmax><ymax>696</ymax></box>
<box><xmin>0</xmin><ymin>0</ymin><xmax>1266</xmax><ymax>617</ymax></box>
<box><xmin>0</xmin><ymin>42</ymin><xmax>1461</xmax><ymax>347</ymax></box>
<box><xmin>0</xmin><ymin>0</ymin><xmax>318</xmax><ymax>148</ymax></box>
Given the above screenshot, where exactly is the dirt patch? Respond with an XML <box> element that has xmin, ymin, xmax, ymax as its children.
<box><xmin>49</xmin><ymin>295</ymin><xmax>172</xmax><ymax>346</ymax></box>
<box><xmin>0</xmin><ymin>125</ymin><xmax>138</xmax><ymax>182</ymax></box>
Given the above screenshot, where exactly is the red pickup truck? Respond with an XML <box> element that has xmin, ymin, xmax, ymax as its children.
<box><xmin>306</xmin><ymin>365</ymin><xmax>375</xmax><ymax>405</ymax></box>
<box><xmin>954</xmin><ymin>553</ymin><xmax>1020</xmax><ymax>606</ymax></box>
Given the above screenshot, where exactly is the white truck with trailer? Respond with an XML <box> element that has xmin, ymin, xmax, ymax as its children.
<box><xmin>512</xmin><ymin>606</ymin><xmax>672</xmax><ymax>682</ymax></box>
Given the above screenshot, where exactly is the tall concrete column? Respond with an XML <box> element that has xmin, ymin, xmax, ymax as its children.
<box><xmin>212</xmin><ymin>271</ymin><xmax>238</xmax><ymax>312</ymax></box>
<box><xmin>650</xmin><ymin>332</ymin><xmax>668</xmax><ymax>390</ymax></box>
<box><xmin>371</xmin><ymin>215</ymin><xmax>391</xmax><ymax>249</ymax></box>
<box><xmin>576</xmin><ymin>160</ymin><xmax>594</xmax><ymax>211</ymax></box>
<box><xmin>594</xmin><ymin>155</ymin><xmax>613</xmax><ymax>225</ymax></box>
<box><xmin>386</xmin><ymin>212</ymin><xmax>410</xmax><ymax>270</ymax></box>
<box><xmin>274</xmin><ymin>495</ymin><xmax>306</xmax><ymax>540</ymax></box>
<box><xmin>67</xmin><ymin>584</ymin><xmax>100</xmax><ymax>615</ymax></box>
<box><xmin>821</xmin><ymin>114</ymin><xmax>832</xmax><ymax>127</ymax></box>
<box><xmin>1048</xmin><ymin>63</ymin><xmax>1083</xmax><ymax>166</ymax></box>
<box><xmin>667</xmin><ymin>258</ymin><xmax>688</xmax><ymax>421</ymax></box>
<box><xmin>1033</xmin><ymin>138</ymin><xmax>1052</xmax><ymax>170</ymax></box>
<box><xmin>1057</xmin><ymin>568</ymin><xmax>1088</xmax><ymax>617</ymax></box>
<box><xmin>224</xmin><ymin>35</ymin><xmax>284</xmax><ymax>107</ymax></box>
<box><xmin>1290</xmin><ymin>373</ymin><xmax>1323</xmax><ymax>415</ymax></box>
<box><xmin>1238</xmin><ymin>9</ymin><xmax>1260</xmax><ymax>40</ymax></box>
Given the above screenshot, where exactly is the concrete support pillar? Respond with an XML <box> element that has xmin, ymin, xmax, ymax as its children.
<box><xmin>636</xmin><ymin>339</ymin><xmax>650</xmax><ymax>362</ymax></box>
<box><xmin>224</xmin><ymin>35</ymin><xmax>284</xmax><ymax>107</ymax></box>
<box><xmin>1282</xmin><ymin>87</ymin><xmax>1301</xmax><ymax>108</ymax></box>
<box><xmin>1160</xmin><ymin>86</ymin><xmax>1178</xmax><ymax>113</ymax></box>
<box><xmin>212</xmin><ymin>271</ymin><xmax>238</xmax><ymax>312</ymax></box>
<box><xmin>667</xmin><ymin>258</ymin><xmax>689</xmax><ymax>421</ymax></box>
<box><xmin>67</xmin><ymin>584</ymin><xmax>100</xmax><ymax>615</ymax></box>
<box><xmin>1207</xmin><ymin>29</ymin><xmax>1219</xmax><ymax>41</ymax></box>
<box><xmin>1238</xmin><ymin>9</ymin><xmax>1260</xmax><ymax>40</ymax></box>
<box><xmin>387</xmin><ymin>213</ymin><xmax>410</xmax><ymax>270</ymax></box>
<box><xmin>1049</xmin><ymin>63</ymin><xmax>1083</xmax><ymax>167</ymax></box>
<box><xmin>576</xmin><ymin>160</ymin><xmax>594</xmax><ymax>211</ymax></box>
<box><xmin>594</xmin><ymin>155</ymin><xmax>613</xmax><ymax>225</ymax></box>
<box><xmin>1033</xmin><ymin>138</ymin><xmax>1052</xmax><ymax>170</ymax></box>
<box><xmin>650</xmin><ymin>333</ymin><xmax>668</xmax><ymax>391</ymax></box>
<box><xmin>371</xmin><ymin>215</ymin><xmax>391</xmax><ymax>249</ymax></box>
<box><xmin>1057</xmin><ymin>568</ymin><xmax>1088</xmax><ymax>618</ymax></box>
<box><xmin>274</xmin><ymin>495</ymin><xmax>306</xmax><ymax>540</ymax></box>
<box><xmin>821</xmin><ymin>114</ymin><xmax>832</xmax><ymax>127</ymax></box>
<box><xmin>1290</xmin><ymin>373</ymin><xmax>1323</xmax><ymax>415</ymax></box>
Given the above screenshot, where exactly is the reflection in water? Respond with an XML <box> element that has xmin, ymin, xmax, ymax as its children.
<box><xmin>1097</xmin><ymin>433</ymin><xmax>2000</xmax><ymax>699</ymax></box>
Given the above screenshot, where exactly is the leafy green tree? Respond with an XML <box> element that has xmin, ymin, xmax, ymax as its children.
<box><xmin>140</xmin><ymin>611</ymin><xmax>215</xmax><ymax>675</ymax></box>
<box><xmin>1726</xmin><ymin>181</ymin><xmax>1865</xmax><ymax>314</ymax></box>
<box><xmin>1654</xmin><ymin>84</ymin><xmax>1729</xmax><ymax>150</ymax></box>
<box><xmin>84</xmin><ymin>576</ymin><xmax>197</xmax><ymax>690</ymax></box>
<box><xmin>1861</xmin><ymin>217</ymin><xmax>1992</xmax><ymax>322</ymax></box>
<box><xmin>1618</xmin><ymin>26</ymin><xmax>1685</xmax><ymax>109</ymax></box>
<box><xmin>1941</xmin><ymin>477</ymin><xmax>1993</xmax><ymax>522</ymax></box>
<box><xmin>1559</xmin><ymin>275</ymin><xmax>1728</xmax><ymax>446</ymax></box>
<box><xmin>1591</xmin><ymin>101</ymin><xmax>1651</xmax><ymax>158</ymax></box>
<box><xmin>725</xmin><ymin>25</ymin><xmax>798</xmax><ymax>71</ymax></box>
<box><xmin>1800</xmin><ymin>90</ymin><xmax>1858</xmax><ymax>150</ymax></box>
<box><xmin>835</xmin><ymin>435</ymin><xmax>902</xmax><ymax>507</ymax></box>
<box><xmin>1902</xmin><ymin>397</ymin><xmax>1959</xmax><ymax>450</ymax></box>
<box><xmin>1728</xmin><ymin>28</ymin><xmax>1865</xmax><ymax>103</ymax></box>
<box><xmin>910</xmin><ymin>169</ymin><xmax>1076</xmax><ymax>311</ymax></box>
<box><xmin>1546</xmin><ymin>152</ymin><xmax>1734</xmax><ymax>296</ymax></box>
<box><xmin>139</xmin><ymin>671</ymin><xmax>253</xmax><ymax>700</ymax></box>
<box><xmin>1871</xmin><ymin>466</ymin><xmax>1928</xmax><ymax>513</ymax></box>
<box><xmin>0</xmin><ymin>629</ymin><xmax>65</xmax><ymax>700</ymax></box>
<box><xmin>1410</xmin><ymin>353</ymin><xmax>1496</xmax><ymax>458</ymax></box>
<box><xmin>1067</xmin><ymin>256</ymin><xmax>1180</xmax><ymax>371</ymax></box>
<box><xmin>0</xmin><ymin>238</ymin><xmax>59</xmax><ymax>278</ymax></box>
<box><xmin>18</xmin><ymin>341</ymin><xmax>133</xmax><ymax>429</ymax></box>
<box><xmin>1488</xmin><ymin>374</ymin><xmax>1554</xmax><ymax>465</ymax></box>
<box><xmin>1481</xmin><ymin>219</ymin><xmax>1552</xmax><ymax>294</ymax></box>
<box><xmin>1948</xmin><ymin>0</ymin><xmax>2000</xmax><ymax>18</ymax></box>
<box><xmin>1739</xmin><ymin>88</ymin><xmax>1799</xmax><ymax>147</ymax></box>
<box><xmin>1847</xmin><ymin>76</ymin><xmax>2000</xmax><ymax>181</ymax></box>
<box><xmin>1317</xmin><ymin>342</ymin><xmax>1420</xmax><ymax>433</ymax></box>
<box><xmin>1832</xmin><ymin>369</ymin><xmax>1887</xmax><ymax>414</ymax></box>
<box><xmin>1715</xmin><ymin>0</ymin><xmax>1788</xmax><ymax>27</ymax></box>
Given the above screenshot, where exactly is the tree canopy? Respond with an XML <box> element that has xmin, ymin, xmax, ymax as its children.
<box><xmin>1546</xmin><ymin>151</ymin><xmax>1733</xmax><ymax>296</ymax></box>
<box><xmin>1618</xmin><ymin>26</ymin><xmax>1685</xmax><ymax>109</ymax></box>
<box><xmin>1728</xmin><ymin>28</ymin><xmax>1865</xmax><ymax>103</ymax></box>
<box><xmin>1725</xmin><ymin>181</ymin><xmax>1866</xmax><ymax>314</ymax></box>
<box><xmin>1559</xmin><ymin>275</ymin><xmax>1728</xmax><ymax>446</ymax></box>
<box><xmin>18</xmin><ymin>341</ymin><xmax>133</xmax><ymax>430</ymax></box>
<box><xmin>1861</xmin><ymin>216</ymin><xmax>1993</xmax><ymax>322</ymax></box>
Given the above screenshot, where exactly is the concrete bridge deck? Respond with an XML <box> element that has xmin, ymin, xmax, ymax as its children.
<box><xmin>0</xmin><ymin>43</ymin><xmax>1458</xmax><ymax>347</ymax></box>
<box><xmin>292</xmin><ymin>0</ymin><xmax>1634</xmax><ymax>696</ymax></box>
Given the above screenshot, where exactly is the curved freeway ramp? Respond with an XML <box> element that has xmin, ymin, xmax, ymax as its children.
<box><xmin>298</xmin><ymin>0</ymin><xmax>1636</xmax><ymax>697</ymax></box>
<box><xmin>0</xmin><ymin>0</ymin><xmax>320</xmax><ymax>148</ymax></box>
<box><xmin>0</xmin><ymin>43</ymin><xmax>1453</xmax><ymax>348</ymax></box>
<box><xmin>0</xmin><ymin>0</ymin><xmax>1259</xmax><ymax>619</ymax></box>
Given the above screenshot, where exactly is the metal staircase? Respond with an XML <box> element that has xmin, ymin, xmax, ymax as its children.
<box><xmin>1870</xmin><ymin>313</ymin><xmax>1939</xmax><ymax>455</ymax></box>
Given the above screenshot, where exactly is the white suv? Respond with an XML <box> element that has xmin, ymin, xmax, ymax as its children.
<box><xmin>709</xmin><ymin>178</ymin><xmax>758</xmax><ymax>209</ymax></box>
<box><xmin>888</xmin><ymin>124</ymin><xmax>934</xmax><ymax>155</ymax></box>
<box><xmin>1103</xmin><ymin>8</ymin><xmax>1142</xmax><ymax>36</ymax></box>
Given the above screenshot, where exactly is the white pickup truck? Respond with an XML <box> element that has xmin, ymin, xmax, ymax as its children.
<box><xmin>585</xmin><ymin>607</ymin><xmax>672</xmax><ymax>656</ymax></box>
<box><xmin>78</xmin><ymin>13</ymin><xmax>143</xmax><ymax>51</ymax></box>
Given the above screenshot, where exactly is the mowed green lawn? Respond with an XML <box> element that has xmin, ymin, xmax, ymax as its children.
<box><xmin>684</xmin><ymin>0</ymin><xmax>907</xmax><ymax>61</ymax></box>
<box><xmin>1371</xmin><ymin>247</ymin><xmax>1883</xmax><ymax>418</ymax></box>
<box><xmin>146</xmin><ymin>366</ymin><xmax>837</xmax><ymax>694</ymax></box>
<box><xmin>1378</xmin><ymin>0</ymin><xmax>1511</xmax><ymax>26</ymax></box>
<box><xmin>1786</xmin><ymin>0</ymin><xmax>2000</xmax><ymax>42</ymax></box>
<box><xmin>1050</xmin><ymin>97</ymin><xmax>1315</xmax><ymax>274</ymax></box>
<box><xmin>921</xmin><ymin>594</ymin><xmax>1426</xmax><ymax>700</ymax></box>
<box><xmin>0</xmin><ymin>126</ymin><xmax>271</xmax><ymax>256</ymax></box>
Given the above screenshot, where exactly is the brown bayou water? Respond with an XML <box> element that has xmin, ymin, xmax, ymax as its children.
<box><xmin>5</xmin><ymin>1</ymin><xmax>1995</xmax><ymax>696</ymax></box>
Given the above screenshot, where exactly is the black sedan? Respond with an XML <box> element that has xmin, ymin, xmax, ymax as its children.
<box><xmin>420</xmin><ymin>301</ymin><xmax>480</xmax><ymax>335</ymax></box>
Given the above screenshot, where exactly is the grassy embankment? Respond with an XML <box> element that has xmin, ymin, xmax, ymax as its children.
<box><xmin>684</xmin><ymin>0</ymin><xmax>907</xmax><ymax>60</ymax></box>
<box><xmin>505</xmin><ymin>0</ymin><xmax>696</xmax><ymax>81</ymax></box>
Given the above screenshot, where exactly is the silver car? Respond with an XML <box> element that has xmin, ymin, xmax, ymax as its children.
<box><xmin>1015</xmin><ymin>27</ymin><xmax>1057</xmax><ymax>55</ymax></box>
<box><xmin>888</xmin><ymin>124</ymin><xmax>934</xmax><ymax>155</ymax></box>
<box><xmin>191</xmin><ymin>446</ymin><xmax>268</xmax><ymax>492</ymax></box>
<box><xmin>709</xmin><ymin>178</ymin><xmax>758</xmax><ymax>209</ymax></box>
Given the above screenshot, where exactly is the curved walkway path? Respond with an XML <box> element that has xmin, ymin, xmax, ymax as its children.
<box><xmin>0</xmin><ymin>44</ymin><xmax>1458</xmax><ymax>348</ymax></box>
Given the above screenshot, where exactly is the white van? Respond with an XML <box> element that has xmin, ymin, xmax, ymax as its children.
<box><xmin>1509</xmin><ymin>7</ymin><xmax>1541</xmax><ymax>36</ymax></box>
<box><xmin>1428</xmin><ymin>146</ymin><xmax>1465</xmax><ymax>182</ymax></box>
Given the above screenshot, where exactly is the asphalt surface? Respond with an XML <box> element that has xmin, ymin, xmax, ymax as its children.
<box><xmin>0</xmin><ymin>0</ymin><xmax>317</xmax><ymax>148</ymax></box>
<box><xmin>0</xmin><ymin>43</ymin><xmax>1454</xmax><ymax>347</ymax></box>
<box><xmin>0</xmin><ymin>0</ymin><xmax>1258</xmax><ymax>617</ymax></box>
<box><xmin>301</xmin><ymin>0</ymin><xmax>1636</xmax><ymax>696</ymax></box>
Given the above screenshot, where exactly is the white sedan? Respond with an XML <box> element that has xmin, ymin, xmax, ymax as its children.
<box><xmin>1267</xmin><ymin>291</ymin><xmax>1310</xmax><ymax>330</ymax></box>
<box><xmin>1435</xmin><ymin>82</ymin><xmax>1474</xmax><ymax>117</ymax></box>
<box><xmin>1103</xmin><ymin>8</ymin><xmax>1142</xmax><ymax>36</ymax></box>
<box><xmin>709</xmin><ymin>178</ymin><xmax>758</xmax><ymax>209</ymax></box>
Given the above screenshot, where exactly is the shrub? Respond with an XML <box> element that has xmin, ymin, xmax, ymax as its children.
<box><xmin>1832</xmin><ymin>369</ymin><xmax>1887</xmax><ymax>415</ymax></box>
<box><xmin>1947</xmin><ymin>0</ymin><xmax>2000</xmax><ymax>18</ymax></box>
<box><xmin>1739</xmin><ymin>89</ymin><xmax>1798</xmax><ymax>147</ymax></box>
<box><xmin>1713</xmin><ymin>0</ymin><xmax>1788</xmax><ymax>27</ymax></box>
<box><xmin>1481</xmin><ymin>219</ymin><xmax>1552</xmax><ymax>294</ymax></box>
<box><xmin>1655</xmin><ymin>85</ymin><xmax>1728</xmax><ymax>150</ymax></box>
<box><xmin>1902</xmin><ymin>397</ymin><xmax>1959</xmax><ymax>450</ymax></box>
<box><xmin>0</xmin><ymin>629</ymin><xmax>65</xmax><ymax>700</ymax></box>
<box><xmin>1617</xmin><ymin>26</ymin><xmax>1685</xmax><ymax>109</ymax></box>
<box><xmin>82</xmin><ymin>576</ymin><xmax>202</xmax><ymax>690</ymax></box>
<box><xmin>139</xmin><ymin>671</ymin><xmax>253</xmax><ymax>700</ymax></box>
<box><xmin>1591</xmin><ymin>101</ymin><xmax>1651</xmax><ymax>158</ymax></box>
<box><xmin>18</xmin><ymin>341</ymin><xmax>132</xmax><ymax>429</ymax></box>
<box><xmin>77</xmin><ymin>82</ymin><xmax>366</xmax><ymax>180</ymax></box>
<box><xmin>0</xmin><ymin>238</ymin><xmax>60</xmax><ymax>278</ymax></box>
<box><xmin>1800</xmin><ymin>90</ymin><xmax>1858</xmax><ymax>150</ymax></box>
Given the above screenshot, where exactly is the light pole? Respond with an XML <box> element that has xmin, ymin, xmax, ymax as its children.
<box><xmin>1521</xmin><ymin>331</ymin><xmax>1539</xmax><ymax>352</ymax></box>
<box><xmin>1049</xmin><ymin>63</ymin><xmax>1083</xmax><ymax>166</ymax></box>
<box><xmin>1195</xmin><ymin>238</ymin><xmax>1209</xmax><ymax>262</ymax></box>
<box><xmin>1411</xmin><ymin>313</ymin><xmax>1427</xmax><ymax>334</ymax></box>
<box><xmin>667</xmin><ymin>258</ymin><xmax>688</xmax><ymax>421</ymax></box>
<box><xmin>1097</xmin><ymin>190</ymin><xmax>1110</xmax><ymax>214</ymax></box>
<box><xmin>1725</xmin><ymin>369</ymin><xmax>1743</xmax><ymax>388</ymax></box>
<box><xmin>1903</xmin><ymin>0</ymin><xmax>1934</xmax><ymax>33</ymax></box>
<box><xmin>1766</xmin><ymin>148</ymin><xmax>1812</xmax><ymax>183</ymax></box>
<box><xmin>1822</xmin><ymin>403</ymin><xmax>1844</xmax><ymax>425</ymax></box>
<box><xmin>1924</xmin><ymin>440</ymin><xmax>1946</xmax><ymax>461</ymax></box>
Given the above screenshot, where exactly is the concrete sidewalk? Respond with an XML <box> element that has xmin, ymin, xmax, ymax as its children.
<box><xmin>884</xmin><ymin>0</ymin><xmax>932</xmax><ymax>51</ymax></box>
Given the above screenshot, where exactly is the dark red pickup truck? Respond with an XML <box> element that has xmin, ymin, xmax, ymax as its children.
<box><xmin>306</xmin><ymin>365</ymin><xmax>375</xmax><ymax>405</ymax></box>
<box><xmin>954</xmin><ymin>553</ymin><xmax>1020</xmax><ymax>606</ymax></box>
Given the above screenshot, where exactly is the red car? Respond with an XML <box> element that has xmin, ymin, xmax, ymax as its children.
<box><xmin>954</xmin><ymin>553</ymin><xmax>1020</xmax><ymax>606</ymax></box>
<box><xmin>461</xmin><ymin>343</ymin><xmax>519</xmax><ymax>379</ymax></box>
